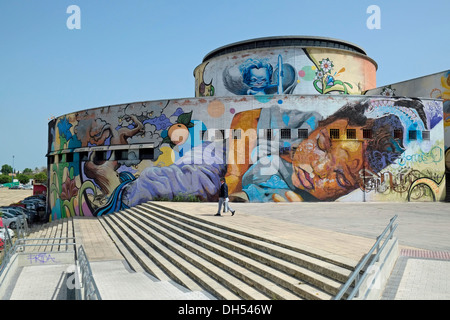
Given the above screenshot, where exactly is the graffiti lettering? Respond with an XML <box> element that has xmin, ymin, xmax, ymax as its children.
<box><xmin>361</xmin><ymin>167</ymin><xmax>443</xmax><ymax>199</ymax></box>
<box><xmin>397</xmin><ymin>146</ymin><xmax>443</xmax><ymax>167</ymax></box>
<box><xmin>27</xmin><ymin>253</ymin><xmax>56</xmax><ymax>264</ymax></box>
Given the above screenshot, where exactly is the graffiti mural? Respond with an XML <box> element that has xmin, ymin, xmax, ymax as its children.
<box><xmin>47</xmin><ymin>95</ymin><xmax>445</xmax><ymax>220</ymax></box>
<box><xmin>194</xmin><ymin>47</ymin><xmax>376</xmax><ymax>97</ymax></box>
<box><xmin>366</xmin><ymin>70</ymin><xmax>450</xmax><ymax>173</ymax></box>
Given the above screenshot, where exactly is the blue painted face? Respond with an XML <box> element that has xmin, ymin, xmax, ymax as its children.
<box><xmin>246</xmin><ymin>67</ymin><xmax>271</xmax><ymax>91</ymax></box>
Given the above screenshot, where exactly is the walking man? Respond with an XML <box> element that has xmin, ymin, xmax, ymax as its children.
<box><xmin>215</xmin><ymin>177</ymin><xmax>235</xmax><ymax>216</ymax></box>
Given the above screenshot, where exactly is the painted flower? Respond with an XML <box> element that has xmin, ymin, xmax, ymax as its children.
<box><xmin>381</xmin><ymin>86</ymin><xmax>396</xmax><ymax>97</ymax></box>
<box><xmin>60</xmin><ymin>177</ymin><xmax>78</xmax><ymax>201</ymax></box>
<box><xmin>320</xmin><ymin>58</ymin><xmax>334</xmax><ymax>74</ymax></box>
<box><xmin>315</xmin><ymin>70</ymin><xmax>324</xmax><ymax>80</ymax></box>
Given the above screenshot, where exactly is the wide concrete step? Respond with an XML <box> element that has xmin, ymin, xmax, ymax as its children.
<box><xmin>99</xmin><ymin>201</ymin><xmax>356</xmax><ymax>300</ymax></box>
<box><xmin>141</xmin><ymin>202</ymin><xmax>352</xmax><ymax>286</ymax></box>
<box><xmin>121</xmin><ymin>208</ymin><xmax>300</xmax><ymax>300</ymax></box>
<box><xmin>129</xmin><ymin>206</ymin><xmax>332</xmax><ymax>300</ymax></box>
<box><xmin>23</xmin><ymin>218</ymin><xmax>75</xmax><ymax>253</ymax></box>
<box><xmin>100</xmin><ymin>214</ymin><xmax>244</xmax><ymax>300</ymax></box>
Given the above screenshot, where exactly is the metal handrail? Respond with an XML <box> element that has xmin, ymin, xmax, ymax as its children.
<box><xmin>77</xmin><ymin>245</ymin><xmax>102</xmax><ymax>300</ymax></box>
<box><xmin>334</xmin><ymin>215</ymin><xmax>398</xmax><ymax>300</ymax></box>
<box><xmin>1</xmin><ymin>232</ymin><xmax>100</xmax><ymax>300</ymax></box>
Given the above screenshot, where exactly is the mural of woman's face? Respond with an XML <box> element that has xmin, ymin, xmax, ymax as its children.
<box><xmin>291</xmin><ymin>119</ymin><xmax>366</xmax><ymax>200</ymax></box>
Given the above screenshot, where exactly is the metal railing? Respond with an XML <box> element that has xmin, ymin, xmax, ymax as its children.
<box><xmin>0</xmin><ymin>231</ymin><xmax>101</xmax><ymax>300</ymax></box>
<box><xmin>76</xmin><ymin>245</ymin><xmax>102</xmax><ymax>300</ymax></box>
<box><xmin>334</xmin><ymin>215</ymin><xmax>398</xmax><ymax>300</ymax></box>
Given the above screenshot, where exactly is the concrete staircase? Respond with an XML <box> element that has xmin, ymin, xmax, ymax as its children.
<box><xmin>98</xmin><ymin>202</ymin><xmax>356</xmax><ymax>300</ymax></box>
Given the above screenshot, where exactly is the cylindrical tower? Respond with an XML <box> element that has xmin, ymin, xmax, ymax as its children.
<box><xmin>194</xmin><ymin>36</ymin><xmax>377</xmax><ymax>97</ymax></box>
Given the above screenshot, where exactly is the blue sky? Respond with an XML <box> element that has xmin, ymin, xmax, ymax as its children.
<box><xmin>0</xmin><ymin>0</ymin><xmax>449</xmax><ymax>172</ymax></box>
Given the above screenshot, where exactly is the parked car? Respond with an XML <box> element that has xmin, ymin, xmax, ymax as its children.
<box><xmin>0</xmin><ymin>207</ymin><xmax>30</xmax><ymax>225</ymax></box>
<box><xmin>0</xmin><ymin>212</ymin><xmax>23</xmax><ymax>229</ymax></box>
<box><xmin>21</xmin><ymin>198</ymin><xmax>46</xmax><ymax>211</ymax></box>
<box><xmin>0</xmin><ymin>227</ymin><xmax>15</xmax><ymax>240</ymax></box>
<box><xmin>2</xmin><ymin>206</ymin><xmax>37</xmax><ymax>224</ymax></box>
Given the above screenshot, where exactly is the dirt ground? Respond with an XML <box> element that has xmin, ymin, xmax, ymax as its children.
<box><xmin>0</xmin><ymin>188</ymin><xmax>34</xmax><ymax>207</ymax></box>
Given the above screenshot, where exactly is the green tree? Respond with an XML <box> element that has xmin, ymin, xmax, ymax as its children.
<box><xmin>1</xmin><ymin>164</ymin><xmax>12</xmax><ymax>175</ymax></box>
<box><xmin>34</xmin><ymin>172</ymin><xmax>48</xmax><ymax>184</ymax></box>
<box><xmin>23</xmin><ymin>168</ymin><xmax>33</xmax><ymax>175</ymax></box>
<box><xmin>16</xmin><ymin>174</ymin><xmax>30</xmax><ymax>185</ymax></box>
<box><xmin>0</xmin><ymin>175</ymin><xmax>11</xmax><ymax>184</ymax></box>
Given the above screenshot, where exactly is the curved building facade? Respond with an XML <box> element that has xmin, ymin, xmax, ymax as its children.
<box><xmin>46</xmin><ymin>36</ymin><xmax>446</xmax><ymax>220</ymax></box>
<box><xmin>194</xmin><ymin>36</ymin><xmax>377</xmax><ymax>97</ymax></box>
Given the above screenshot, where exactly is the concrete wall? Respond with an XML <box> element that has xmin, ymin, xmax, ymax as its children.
<box><xmin>47</xmin><ymin>95</ymin><xmax>445</xmax><ymax>220</ymax></box>
<box><xmin>366</xmin><ymin>70</ymin><xmax>450</xmax><ymax>172</ymax></box>
<box><xmin>194</xmin><ymin>47</ymin><xmax>377</xmax><ymax>97</ymax></box>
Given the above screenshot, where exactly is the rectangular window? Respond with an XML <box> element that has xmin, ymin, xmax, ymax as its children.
<box><xmin>394</xmin><ymin>129</ymin><xmax>403</xmax><ymax>140</ymax></box>
<box><xmin>94</xmin><ymin>151</ymin><xmax>107</xmax><ymax>162</ymax></box>
<box><xmin>116</xmin><ymin>150</ymin><xmax>129</xmax><ymax>161</ymax></box>
<box><xmin>346</xmin><ymin>129</ymin><xmax>356</xmax><ymax>140</ymax></box>
<box><xmin>215</xmin><ymin>129</ymin><xmax>225</xmax><ymax>140</ymax></box>
<box><xmin>280</xmin><ymin>129</ymin><xmax>291</xmax><ymax>139</ymax></box>
<box><xmin>80</xmin><ymin>152</ymin><xmax>89</xmax><ymax>161</ymax></box>
<box><xmin>298</xmin><ymin>129</ymin><xmax>309</xmax><ymax>139</ymax></box>
<box><xmin>330</xmin><ymin>129</ymin><xmax>340</xmax><ymax>140</ymax></box>
<box><xmin>65</xmin><ymin>153</ymin><xmax>74</xmax><ymax>163</ymax></box>
<box><xmin>422</xmin><ymin>130</ymin><xmax>430</xmax><ymax>141</ymax></box>
<box><xmin>408</xmin><ymin>130</ymin><xmax>417</xmax><ymax>140</ymax></box>
<box><xmin>139</xmin><ymin>148</ymin><xmax>154</xmax><ymax>160</ymax></box>
<box><xmin>266</xmin><ymin>129</ymin><xmax>272</xmax><ymax>141</ymax></box>
<box><xmin>233</xmin><ymin>129</ymin><xmax>241</xmax><ymax>140</ymax></box>
<box><xmin>363</xmin><ymin>129</ymin><xmax>373</xmax><ymax>139</ymax></box>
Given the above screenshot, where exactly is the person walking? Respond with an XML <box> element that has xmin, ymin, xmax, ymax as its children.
<box><xmin>215</xmin><ymin>177</ymin><xmax>235</xmax><ymax>216</ymax></box>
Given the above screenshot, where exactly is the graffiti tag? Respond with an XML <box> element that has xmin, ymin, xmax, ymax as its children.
<box><xmin>27</xmin><ymin>253</ymin><xmax>57</xmax><ymax>264</ymax></box>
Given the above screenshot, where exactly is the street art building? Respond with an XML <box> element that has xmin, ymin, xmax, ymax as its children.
<box><xmin>47</xmin><ymin>36</ymin><xmax>448</xmax><ymax>220</ymax></box>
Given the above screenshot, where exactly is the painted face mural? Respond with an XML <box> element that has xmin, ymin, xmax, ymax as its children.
<box><xmin>48</xmin><ymin>96</ymin><xmax>445</xmax><ymax>221</ymax></box>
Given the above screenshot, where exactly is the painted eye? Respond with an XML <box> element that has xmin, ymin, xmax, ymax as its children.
<box><xmin>335</xmin><ymin>170</ymin><xmax>351</xmax><ymax>188</ymax></box>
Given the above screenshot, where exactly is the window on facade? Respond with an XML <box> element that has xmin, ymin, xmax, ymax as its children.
<box><xmin>280</xmin><ymin>129</ymin><xmax>291</xmax><ymax>139</ymax></box>
<box><xmin>80</xmin><ymin>152</ymin><xmax>89</xmax><ymax>161</ymax></box>
<box><xmin>65</xmin><ymin>153</ymin><xmax>74</xmax><ymax>163</ymax></box>
<box><xmin>116</xmin><ymin>150</ymin><xmax>129</xmax><ymax>161</ymax></box>
<box><xmin>330</xmin><ymin>129</ymin><xmax>340</xmax><ymax>139</ymax></box>
<box><xmin>215</xmin><ymin>129</ymin><xmax>225</xmax><ymax>140</ymax></box>
<box><xmin>94</xmin><ymin>151</ymin><xmax>107</xmax><ymax>162</ymax></box>
<box><xmin>394</xmin><ymin>129</ymin><xmax>403</xmax><ymax>140</ymax></box>
<box><xmin>408</xmin><ymin>130</ymin><xmax>417</xmax><ymax>140</ymax></box>
<box><xmin>298</xmin><ymin>129</ymin><xmax>309</xmax><ymax>139</ymax></box>
<box><xmin>346</xmin><ymin>129</ymin><xmax>356</xmax><ymax>140</ymax></box>
<box><xmin>266</xmin><ymin>129</ymin><xmax>273</xmax><ymax>140</ymax></box>
<box><xmin>233</xmin><ymin>129</ymin><xmax>241</xmax><ymax>140</ymax></box>
<box><xmin>139</xmin><ymin>148</ymin><xmax>154</xmax><ymax>160</ymax></box>
<box><xmin>422</xmin><ymin>130</ymin><xmax>430</xmax><ymax>140</ymax></box>
<box><xmin>362</xmin><ymin>129</ymin><xmax>373</xmax><ymax>139</ymax></box>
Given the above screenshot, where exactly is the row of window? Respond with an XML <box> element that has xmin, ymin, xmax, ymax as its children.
<box><xmin>204</xmin><ymin>128</ymin><xmax>431</xmax><ymax>141</ymax></box>
<box><xmin>49</xmin><ymin>128</ymin><xmax>431</xmax><ymax>164</ymax></box>
<box><xmin>48</xmin><ymin>148</ymin><xmax>155</xmax><ymax>164</ymax></box>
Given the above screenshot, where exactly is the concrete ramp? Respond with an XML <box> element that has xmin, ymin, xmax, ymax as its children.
<box><xmin>89</xmin><ymin>260</ymin><xmax>213</xmax><ymax>300</ymax></box>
